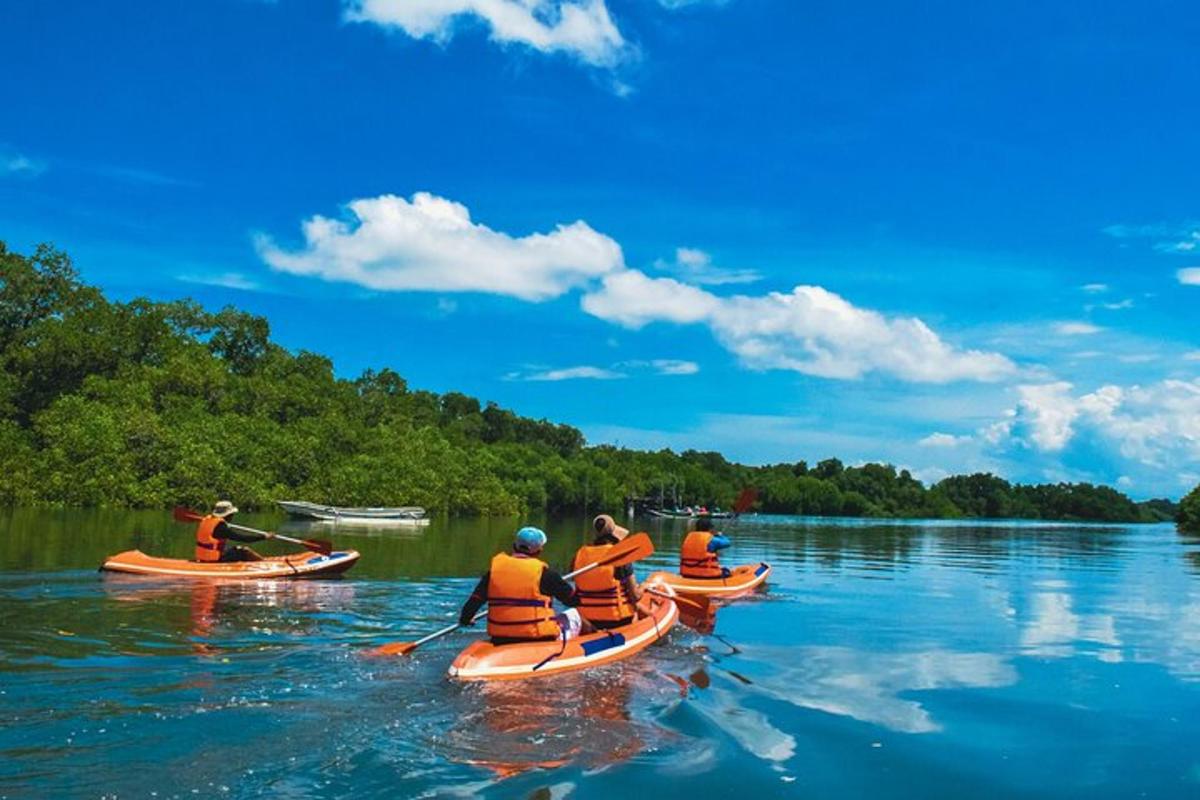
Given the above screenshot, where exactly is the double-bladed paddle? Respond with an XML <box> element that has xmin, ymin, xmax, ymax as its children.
<box><xmin>172</xmin><ymin>506</ymin><xmax>334</xmax><ymax>556</ymax></box>
<box><xmin>367</xmin><ymin>531</ymin><xmax>655</xmax><ymax>657</ymax></box>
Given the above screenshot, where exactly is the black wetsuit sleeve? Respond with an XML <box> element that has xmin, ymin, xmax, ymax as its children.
<box><xmin>212</xmin><ymin>520</ymin><xmax>259</xmax><ymax>544</ymax></box>
<box><xmin>459</xmin><ymin>572</ymin><xmax>489</xmax><ymax>625</ymax></box>
<box><xmin>540</xmin><ymin>568</ymin><xmax>580</xmax><ymax>607</ymax></box>
<box><xmin>613</xmin><ymin>563</ymin><xmax>633</xmax><ymax>580</ymax></box>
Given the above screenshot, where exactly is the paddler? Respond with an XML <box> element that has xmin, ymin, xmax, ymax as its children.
<box><xmin>679</xmin><ymin>515</ymin><xmax>732</xmax><ymax>579</ymax></box>
<box><xmin>458</xmin><ymin>527</ymin><xmax>594</xmax><ymax>645</ymax></box>
<box><xmin>194</xmin><ymin>500</ymin><xmax>265</xmax><ymax>563</ymax></box>
<box><xmin>572</xmin><ymin>514</ymin><xmax>644</xmax><ymax>629</ymax></box>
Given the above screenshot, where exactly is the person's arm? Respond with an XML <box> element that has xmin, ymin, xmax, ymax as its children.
<box><xmin>540</xmin><ymin>568</ymin><xmax>580</xmax><ymax>607</ymax></box>
<box><xmin>459</xmin><ymin>572</ymin><xmax>489</xmax><ymax>625</ymax></box>
<box><xmin>212</xmin><ymin>520</ymin><xmax>260</xmax><ymax>544</ymax></box>
<box><xmin>614</xmin><ymin>563</ymin><xmax>642</xmax><ymax>602</ymax></box>
<box><xmin>707</xmin><ymin>533</ymin><xmax>731</xmax><ymax>552</ymax></box>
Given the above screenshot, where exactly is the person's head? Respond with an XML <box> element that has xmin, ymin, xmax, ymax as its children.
<box><xmin>513</xmin><ymin>526</ymin><xmax>548</xmax><ymax>555</ymax></box>
<box><xmin>694</xmin><ymin>515</ymin><xmax>713</xmax><ymax>532</ymax></box>
<box><xmin>212</xmin><ymin>500</ymin><xmax>238</xmax><ymax>519</ymax></box>
<box><xmin>591</xmin><ymin>514</ymin><xmax>629</xmax><ymax>543</ymax></box>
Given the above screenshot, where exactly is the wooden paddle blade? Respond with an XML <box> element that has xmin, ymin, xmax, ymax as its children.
<box><xmin>303</xmin><ymin>539</ymin><xmax>334</xmax><ymax>556</ymax></box>
<box><xmin>364</xmin><ymin>641</ymin><xmax>418</xmax><ymax>657</ymax></box>
<box><xmin>172</xmin><ymin>506</ymin><xmax>203</xmax><ymax>523</ymax></box>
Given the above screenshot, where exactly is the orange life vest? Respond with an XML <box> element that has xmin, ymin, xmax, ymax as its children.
<box><xmin>572</xmin><ymin>543</ymin><xmax>635</xmax><ymax>623</ymax></box>
<box><xmin>194</xmin><ymin>515</ymin><xmax>226</xmax><ymax>563</ymax></box>
<box><xmin>486</xmin><ymin>552</ymin><xmax>559</xmax><ymax>640</ymax></box>
<box><xmin>680</xmin><ymin>531</ymin><xmax>722</xmax><ymax>579</ymax></box>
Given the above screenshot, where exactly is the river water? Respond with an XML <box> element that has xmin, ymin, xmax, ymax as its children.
<box><xmin>2</xmin><ymin>509</ymin><xmax>1199</xmax><ymax>798</ymax></box>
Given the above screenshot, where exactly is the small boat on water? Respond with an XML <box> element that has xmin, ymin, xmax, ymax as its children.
<box><xmin>646</xmin><ymin>508</ymin><xmax>734</xmax><ymax>520</ymax></box>
<box><xmin>277</xmin><ymin>500</ymin><xmax>430</xmax><ymax>526</ymax></box>
<box><xmin>447</xmin><ymin>584</ymin><xmax>679</xmax><ymax>681</ymax></box>
<box><xmin>647</xmin><ymin>562</ymin><xmax>771</xmax><ymax>599</ymax></box>
<box><xmin>100</xmin><ymin>549</ymin><xmax>361</xmax><ymax>579</ymax></box>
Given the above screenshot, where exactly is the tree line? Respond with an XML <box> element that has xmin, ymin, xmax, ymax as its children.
<box><xmin>0</xmin><ymin>242</ymin><xmax>1187</xmax><ymax>524</ymax></box>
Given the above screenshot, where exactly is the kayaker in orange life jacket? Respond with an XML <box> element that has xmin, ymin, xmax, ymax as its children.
<box><xmin>679</xmin><ymin>515</ymin><xmax>732</xmax><ymax>579</ymax></box>
<box><xmin>194</xmin><ymin>500</ymin><xmax>265</xmax><ymax>563</ymax></box>
<box><xmin>572</xmin><ymin>514</ymin><xmax>644</xmax><ymax>629</ymax></box>
<box><xmin>458</xmin><ymin>527</ymin><xmax>595</xmax><ymax>645</ymax></box>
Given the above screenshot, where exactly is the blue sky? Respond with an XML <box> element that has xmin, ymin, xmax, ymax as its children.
<box><xmin>2</xmin><ymin>0</ymin><xmax>1199</xmax><ymax>497</ymax></box>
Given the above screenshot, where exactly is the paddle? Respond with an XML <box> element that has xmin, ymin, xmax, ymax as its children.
<box><xmin>368</xmin><ymin>532</ymin><xmax>654</xmax><ymax>657</ymax></box>
<box><xmin>644</xmin><ymin>586</ymin><xmax>711</xmax><ymax>617</ymax></box>
<box><xmin>172</xmin><ymin>506</ymin><xmax>334</xmax><ymax>556</ymax></box>
<box><xmin>732</xmin><ymin>487</ymin><xmax>758</xmax><ymax>517</ymax></box>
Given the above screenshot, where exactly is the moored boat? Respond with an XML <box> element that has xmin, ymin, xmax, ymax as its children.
<box><xmin>646</xmin><ymin>562</ymin><xmax>770</xmax><ymax>599</ymax></box>
<box><xmin>100</xmin><ymin>549</ymin><xmax>361</xmax><ymax>579</ymax></box>
<box><xmin>646</xmin><ymin>508</ymin><xmax>734</xmax><ymax>520</ymax></box>
<box><xmin>277</xmin><ymin>500</ymin><xmax>430</xmax><ymax>526</ymax></box>
<box><xmin>447</xmin><ymin>584</ymin><xmax>679</xmax><ymax>681</ymax></box>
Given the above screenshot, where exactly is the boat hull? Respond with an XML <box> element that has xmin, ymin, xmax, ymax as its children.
<box><xmin>100</xmin><ymin>549</ymin><xmax>361</xmax><ymax>579</ymax></box>
<box><xmin>447</xmin><ymin>585</ymin><xmax>679</xmax><ymax>681</ymax></box>
<box><xmin>647</xmin><ymin>562</ymin><xmax>770</xmax><ymax>599</ymax></box>
<box><xmin>277</xmin><ymin>500</ymin><xmax>427</xmax><ymax>522</ymax></box>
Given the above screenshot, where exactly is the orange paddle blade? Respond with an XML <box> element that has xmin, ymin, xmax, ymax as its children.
<box><xmin>733</xmin><ymin>488</ymin><xmax>758</xmax><ymax>515</ymax></box>
<box><xmin>364</xmin><ymin>641</ymin><xmax>418</xmax><ymax>658</ymax></box>
<box><xmin>604</xmin><ymin>532</ymin><xmax>653</xmax><ymax>567</ymax></box>
<box><xmin>173</xmin><ymin>505</ymin><xmax>203</xmax><ymax>523</ymax></box>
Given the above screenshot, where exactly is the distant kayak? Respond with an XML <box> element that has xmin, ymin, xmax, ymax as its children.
<box><xmin>646</xmin><ymin>508</ymin><xmax>734</xmax><ymax>520</ymax></box>
<box><xmin>100</xmin><ymin>549</ymin><xmax>361</xmax><ymax>579</ymax></box>
<box><xmin>447</xmin><ymin>584</ymin><xmax>679</xmax><ymax>681</ymax></box>
<box><xmin>647</xmin><ymin>562</ymin><xmax>771</xmax><ymax>599</ymax></box>
<box><xmin>277</xmin><ymin>500</ymin><xmax>430</xmax><ymax>526</ymax></box>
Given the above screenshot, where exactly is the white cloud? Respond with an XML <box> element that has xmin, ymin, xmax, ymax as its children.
<box><xmin>989</xmin><ymin>378</ymin><xmax>1200</xmax><ymax>475</ymax></box>
<box><xmin>508</xmin><ymin>358</ymin><xmax>698</xmax><ymax>381</ymax></box>
<box><xmin>583</xmin><ymin>270</ymin><xmax>1015</xmax><ymax>383</ymax></box>
<box><xmin>918</xmin><ymin>432</ymin><xmax>971</xmax><ymax>448</ymax></box>
<box><xmin>515</xmin><ymin>365</ymin><xmax>625</xmax><ymax>381</ymax></box>
<box><xmin>1184</xmin><ymin>351</ymin><xmax>1200</xmax><ymax>361</ymax></box>
<box><xmin>1080</xmin><ymin>283</ymin><xmax>1109</xmax><ymax>294</ymax></box>
<box><xmin>1103</xmin><ymin>221</ymin><xmax>1200</xmax><ymax>254</ymax></box>
<box><xmin>649</xmin><ymin>358</ymin><xmax>699</xmax><ymax>375</ymax></box>
<box><xmin>1099</xmin><ymin>299</ymin><xmax>1134</xmax><ymax>311</ymax></box>
<box><xmin>1178</xmin><ymin>267</ymin><xmax>1200</xmax><ymax>286</ymax></box>
<box><xmin>256</xmin><ymin>192</ymin><xmax>624</xmax><ymax>301</ymax></box>
<box><xmin>654</xmin><ymin>247</ymin><xmax>761</xmax><ymax>285</ymax></box>
<box><xmin>343</xmin><ymin>0</ymin><xmax>628</xmax><ymax>67</ymax></box>
<box><xmin>1054</xmin><ymin>321</ymin><xmax>1102</xmax><ymax>336</ymax></box>
<box><xmin>177</xmin><ymin>272</ymin><xmax>260</xmax><ymax>291</ymax></box>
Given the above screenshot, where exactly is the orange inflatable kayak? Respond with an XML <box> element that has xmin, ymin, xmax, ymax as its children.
<box><xmin>448</xmin><ymin>584</ymin><xmax>679</xmax><ymax>681</ymax></box>
<box><xmin>646</xmin><ymin>562</ymin><xmax>770</xmax><ymax>599</ymax></box>
<box><xmin>100</xmin><ymin>549</ymin><xmax>361</xmax><ymax>579</ymax></box>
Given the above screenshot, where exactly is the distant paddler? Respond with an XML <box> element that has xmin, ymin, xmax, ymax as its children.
<box><xmin>458</xmin><ymin>527</ymin><xmax>594</xmax><ymax>645</ymax></box>
<box><xmin>572</xmin><ymin>514</ymin><xmax>645</xmax><ymax>629</ymax></box>
<box><xmin>194</xmin><ymin>500</ymin><xmax>265</xmax><ymax>563</ymax></box>
<box><xmin>679</xmin><ymin>515</ymin><xmax>732</xmax><ymax>579</ymax></box>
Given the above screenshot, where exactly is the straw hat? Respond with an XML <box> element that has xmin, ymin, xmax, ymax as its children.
<box><xmin>212</xmin><ymin>500</ymin><xmax>238</xmax><ymax>518</ymax></box>
<box><xmin>592</xmin><ymin>514</ymin><xmax>629</xmax><ymax>541</ymax></box>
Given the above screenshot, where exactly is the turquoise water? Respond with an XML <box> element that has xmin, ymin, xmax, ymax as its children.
<box><xmin>2</xmin><ymin>510</ymin><xmax>1199</xmax><ymax>798</ymax></box>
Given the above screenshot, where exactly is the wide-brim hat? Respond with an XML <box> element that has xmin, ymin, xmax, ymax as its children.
<box><xmin>212</xmin><ymin>500</ymin><xmax>238</xmax><ymax>518</ymax></box>
<box><xmin>592</xmin><ymin>514</ymin><xmax>629</xmax><ymax>541</ymax></box>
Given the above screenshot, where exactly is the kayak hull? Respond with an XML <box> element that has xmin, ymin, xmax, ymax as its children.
<box><xmin>647</xmin><ymin>562</ymin><xmax>770</xmax><ymax>599</ymax></box>
<box><xmin>100</xmin><ymin>549</ymin><xmax>361</xmax><ymax>579</ymax></box>
<box><xmin>447</xmin><ymin>584</ymin><xmax>679</xmax><ymax>681</ymax></box>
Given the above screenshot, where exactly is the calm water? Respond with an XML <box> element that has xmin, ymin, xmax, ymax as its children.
<box><xmin>2</xmin><ymin>509</ymin><xmax>1199</xmax><ymax>799</ymax></box>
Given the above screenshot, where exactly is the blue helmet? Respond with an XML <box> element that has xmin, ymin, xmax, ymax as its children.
<box><xmin>514</xmin><ymin>526</ymin><xmax>548</xmax><ymax>553</ymax></box>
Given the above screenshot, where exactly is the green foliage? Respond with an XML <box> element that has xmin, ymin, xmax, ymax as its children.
<box><xmin>0</xmin><ymin>242</ymin><xmax>1169</xmax><ymax>522</ymax></box>
<box><xmin>1178</xmin><ymin>486</ymin><xmax>1200</xmax><ymax>533</ymax></box>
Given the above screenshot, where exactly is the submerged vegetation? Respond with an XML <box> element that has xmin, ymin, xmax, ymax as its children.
<box><xmin>0</xmin><ymin>243</ymin><xmax>1176</xmax><ymax>522</ymax></box>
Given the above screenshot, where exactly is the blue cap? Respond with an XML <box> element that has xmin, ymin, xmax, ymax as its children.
<box><xmin>514</xmin><ymin>526</ymin><xmax>548</xmax><ymax>552</ymax></box>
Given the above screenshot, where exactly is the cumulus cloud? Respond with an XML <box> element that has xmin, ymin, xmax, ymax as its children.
<box><xmin>918</xmin><ymin>432</ymin><xmax>971</xmax><ymax>448</ymax></box>
<box><xmin>1178</xmin><ymin>267</ymin><xmax>1200</xmax><ymax>286</ymax></box>
<box><xmin>1054</xmin><ymin>321</ymin><xmax>1102</xmax><ymax>336</ymax></box>
<box><xmin>256</xmin><ymin>192</ymin><xmax>624</xmax><ymax>301</ymax></box>
<box><xmin>654</xmin><ymin>247</ymin><xmax>760</xmax><ymax>285</ymax></box>
<box><xmin>343</xmin><ymin>0</ymin><xmax>628</xmax><ymax>67</ymax></box>
<box><xmin>583</xmin><ymin>270</ymin><xmax>1016</xmax><ymax>383</ymax></box>
<box><xmin>989</xmin><ymin>379</ymin><xmax>1200</xmax><ymax>475</ymax></box>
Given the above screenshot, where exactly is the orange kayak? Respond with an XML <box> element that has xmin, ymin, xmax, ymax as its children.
<box><xmin>100</xmin><ymin>549</ymin><xmax>360</xmax><ymax>579</ymax></box>
<box><xmin>448</xmin><ymin>584</ymin><xmax>679</xmax><ymax>681</ymax></box>
<box><xmin>646</xmin><ymin>562</ymin><xmax>771</xmax><ymax>599</ymax></box>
